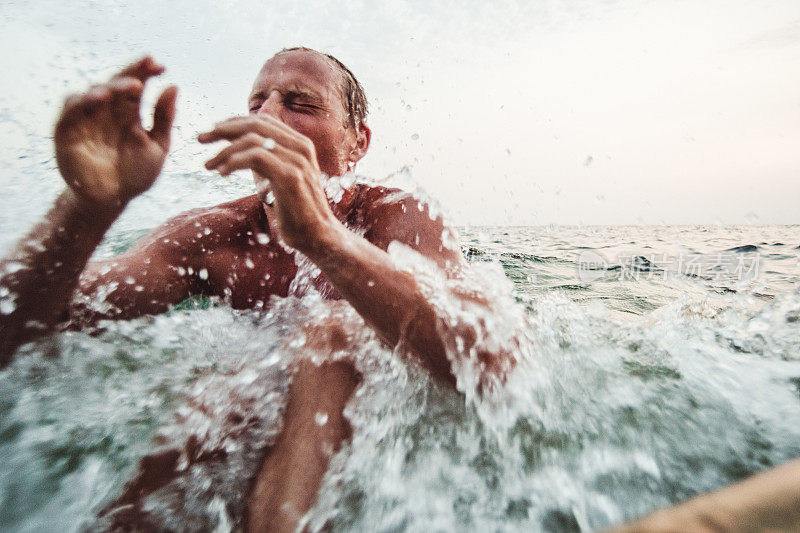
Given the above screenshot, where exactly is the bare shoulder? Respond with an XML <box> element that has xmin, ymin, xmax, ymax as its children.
<box><xmin>75</xmin><ymin>195</ymin><xmax>270</xmax><ymax>320</ymax></box>
<box><xmin>354</xmin><ymin>184</ymin><xmax>465</xmax><ymax>271</ymax></box>
<box><xmin>98</xmin><ymin>195</ymin><xmax>267</xmax><ymax>277</ymax></box>
<box><xmin>130</xmin><ymin>195</ymin><xmax>266</xmax><ymax>252</ymax></box>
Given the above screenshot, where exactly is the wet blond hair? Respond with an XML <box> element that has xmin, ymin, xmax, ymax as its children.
<box><xmin>277</xmin><ymin>46</ymin><xmax>368</xmax><ymax>129</ymax></box>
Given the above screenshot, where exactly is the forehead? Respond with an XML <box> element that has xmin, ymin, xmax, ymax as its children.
<box><xmin>251</xmin><ymin>50</ymin><xmax>344</xmax><ymax>102</ymax></box>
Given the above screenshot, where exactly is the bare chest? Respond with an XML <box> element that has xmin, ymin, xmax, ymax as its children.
<box><xmin>204</xmin><ymin>237</ymin><xmax>298</xmax><ymax>310</ymax></box>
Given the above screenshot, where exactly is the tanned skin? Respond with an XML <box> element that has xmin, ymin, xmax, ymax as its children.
<box><xmin>0</xmin><ymin>51</ymin><xmax>483</xmax><ymax>532</ymax></box>
<box><xmin>2</xmin><ymin>51</ymin><xmax>799</xmax><ymax>533</ymax></box>
<box><xmin>606</xmin><ymin>458</ymin><xmax>800</xmax><ymax>533</ymax></box>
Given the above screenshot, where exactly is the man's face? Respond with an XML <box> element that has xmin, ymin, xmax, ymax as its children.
<box><xmin>248</xmin><ymin>50</ymin><xmax>359</xmax><ymax>177</ymax></box>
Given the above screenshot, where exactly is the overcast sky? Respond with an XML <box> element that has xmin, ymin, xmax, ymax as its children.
<box><xmin>1</xmin><ymin>0</ymin><xmax>798</xmax><ymax>225</ymax></box>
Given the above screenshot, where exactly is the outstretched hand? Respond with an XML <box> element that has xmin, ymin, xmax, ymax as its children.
<box><xmin>55</xmin><ymin>56</ymin><xmax>177</xmax><ymax>211</ymax></box>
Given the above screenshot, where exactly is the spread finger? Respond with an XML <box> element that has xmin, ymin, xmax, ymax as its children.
<box><xmin>111</xmin><ymin>56</ymin><xmax>165</xmax><ymax>83</ymax></box>
<box><xmin>108</xmin><ymin>77</ymin><xmax>145</xmax><ymax>128</ymax></box>
<box><xmin>198</xmin><ymin>115</ymin><xmax>308</xmax><ymax>156</ymax></box>
<box><xmin>214</xmin><ymin>146</ymin><xmax>285</xmax><ymax>177</ymax></box>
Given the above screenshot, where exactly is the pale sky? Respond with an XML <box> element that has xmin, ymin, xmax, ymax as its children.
<box><xmin>1</xmin><ymin>0</ymin><xmax>798</xmax><ymax>225</ymax></box>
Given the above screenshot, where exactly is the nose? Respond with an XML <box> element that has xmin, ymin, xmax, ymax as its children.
<box><xmin>256</xmin><ymin>91</ymin><xmax>283</xmax><ymax>121</ymax></box>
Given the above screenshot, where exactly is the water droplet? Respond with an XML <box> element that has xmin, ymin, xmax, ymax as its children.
<box><xmin>4</xmin><ymin>262</ymin><xmax>25</xmax><ymax>274</ymax></box>
<box><xmin>26</xmin><ymin>240</ymin><xmax>46</xmax><ymax>252</ymax></box>
<box><xmin>198</xmin><ymin>268</ymin><xmax>209</xmax><ymax>280</ymax></box>
<box><xmin>320</xmin><ymin>441</ymin><xmax>334</xmax><ymax>457</ymax></box>
<box><xmin>134</xmin><ymin>285</ymin><xmax>144</xmax><ymax>292</ymax></box>
<box><xmin>203</xmin><ymin>227</ymin><xmax>212</xmax><ymax>236</ymax></box>
<box><xmin>177</xmin><ymin>266</ymin><xmax>186</xmax><ymax>276</ymax></box>
<box><xmin>237</xmin><ymin>368</ymin><xmax>258</xmax><ymax>385</ymax></box>
<box><xmin>124</xmin><ymin>276</ymin><xmax>135</xmax><ymax>285</ymax></box>
<box><xmin>289</xmin><ymin>333</ymin><xmax>306</xmax><ymax>348</ymax></box>
<box><xmin>263</xmin><ymin>354</ymin><xmax>280</xmax><ymax>366</ymax></box>
<box><xmin>367</xmin><ymin>280</ymin><xmax>375</xmax><ymax>287</ymax></box>
<box><xmin>315</xmin><ymin>412</ymin><xmax>329</xmax><ymax>426</ymax></box>
<box><xmin>0</xmin><ymin>298</ymin><xmax>16</xmax><ymax>315</ymax></box>
<box><xmin>745</xmin><ymin>212</ymin><xmax>760</xmax><ymax>225</ymax></box>
<box><xmin>455</xmin><ymin>335</ymin><xmax>465</xmax><ymax>352</ymax></box>
<box><xmin>256</xmin><ymin>233</ymin><xmax>270</xmax><ymax>245</ymax></box>
<box><xmin>245</xmin><ymin>258</ymin><xmax>255</xmax><ymax>269</ymax></box>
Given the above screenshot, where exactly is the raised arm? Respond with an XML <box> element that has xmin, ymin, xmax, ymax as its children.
<box><xmin>199</xmin><ymin>115</ymin><xmax>515</xmax><ymax>390</ymax></box>
<box><xmin>0</xmin><ymin>57</ymin><xmax>177</xmax><ymax>362</ymax></box>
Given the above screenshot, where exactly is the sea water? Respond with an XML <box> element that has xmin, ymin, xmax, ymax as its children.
<box><xmin>1</xmin><ymin>172</ymin><xmax>800</xmax><ymax>531</ymax></box>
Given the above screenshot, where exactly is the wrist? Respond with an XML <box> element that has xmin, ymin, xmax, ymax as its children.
<box><xmin>60</xmin><ymin>188</ymin><xmax>127</xmax><ymax>226</ymax></box>
<box><xmin>302</xmin><ymin>217</ymin><xmax>350</xmax><ymax>266</ymax></box>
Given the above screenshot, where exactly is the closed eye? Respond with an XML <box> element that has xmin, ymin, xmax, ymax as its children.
<box><xmin>247</xmin><ymin>98</ymin><xmax>320</xmax><ymax>114</ymax></box>
<box><xmin>288</xmin><ymin>101</ymin><xmax>319</xmax><ymax>111</ymax></box>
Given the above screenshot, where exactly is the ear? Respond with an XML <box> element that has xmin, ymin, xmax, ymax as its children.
<box><xmin>349</xmin><ymin>123</ymin><xmax>371</xmax><ymax>164</ymax></box>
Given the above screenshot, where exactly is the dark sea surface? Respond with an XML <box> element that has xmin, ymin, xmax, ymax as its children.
<box><xmin>1</xmin><ymin>174</ymin><xmax>799</xmax><ymax>531</ymax></box>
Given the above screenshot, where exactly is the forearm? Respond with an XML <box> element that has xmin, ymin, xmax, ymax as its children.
<box><xmin>690</xmin><ymin>458</ymin><xmax>800</xmax><ymax>531</ymax></box>
<box><xmin>305</xmin><ymin>222</ymin><xmax>459</xmax><ymax>386</ymax></box>
<box><xmin>609</xmin><ymin>458</ymin><xmax>800</xmax><ymax>532</ymax></box>
<box><xmin>0</xmin><ymin>189</ymin><xmax>122</xmax><ymax>360</ymax></box>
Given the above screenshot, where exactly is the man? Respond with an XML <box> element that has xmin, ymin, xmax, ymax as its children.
<box><xmin>0</xmin><ymin>49</ymin><xmax>509</xmax><ymax>531</ymax></box>
<box><xmin>4</xmin><ymin>48</ymin><xmax>800</xmax><ymax>533</ymax></box>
